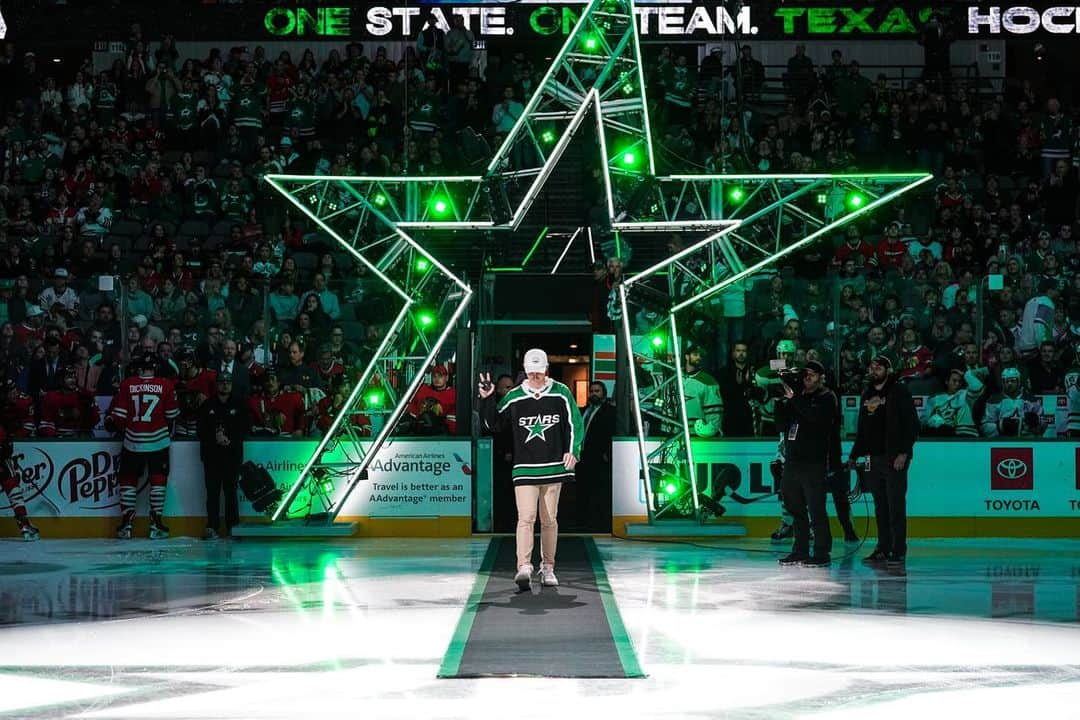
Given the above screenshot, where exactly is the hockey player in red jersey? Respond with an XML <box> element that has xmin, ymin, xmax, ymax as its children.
<box><xmin>407</xmin><ymin>364</ymin><xmax>457</xmax><ymax>434</ymax></box>
<box><xmin>174</xmin><ymin>349</ymin><xmax>217</xmax><ymax>438</ymax></box>
<box><xmin>1</xmin><ymin>426</ymin><xmax>39</xmax><ymax>541</ymax></box>
<box><xmin>248</xmin><ymin>369</ymin><xmax>306</xmax><ymax>437</ymax></box>
<box><xmin>315</xmin><ymin>381</ymin><xmax>372</xmax><ymax>436</ymax></box>
<box><xmin>2</xmin><ymin>378</ymin><xmax>37</xmax><ymax>437</ymax></box>
<box><xmin>108</xmin><ymin>352</ymin><xmax>180</xmax><ymax>539</ymax></box>
<box><xmin>38</xmin><ymin>366</ymin><xmax>99</xmax><ymax>437</ymax></box>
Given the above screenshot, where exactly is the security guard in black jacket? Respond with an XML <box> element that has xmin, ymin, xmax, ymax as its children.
<box><xmin>775</xmin><ymin>360</ymin><xmax>842</xmax><ymax>567</ymax></box>
<box><xmin>197</xmin><ymin>372</ymin><xmax>249</xmax><ymax>539</ymax></box>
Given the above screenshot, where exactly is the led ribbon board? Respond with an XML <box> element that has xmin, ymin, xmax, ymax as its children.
<box><xmin>267</xmin><ymin>0</ymin><xmax>930</xmax><ymax>525</ymax></box>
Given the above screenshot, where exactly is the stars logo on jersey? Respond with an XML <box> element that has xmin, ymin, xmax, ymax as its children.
<box><xmin>520</xmin><ymin>414</ymin><xmax>560</xmax><ymax>443</ymax></box>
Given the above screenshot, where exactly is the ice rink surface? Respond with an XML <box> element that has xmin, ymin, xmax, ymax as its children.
<box><xmin>1</xmin><ymin>536</ymin><xmax>1078</xmax><ymax>719</ymax></box>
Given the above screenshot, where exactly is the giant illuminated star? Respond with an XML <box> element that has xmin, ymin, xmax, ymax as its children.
<box><xmin>265</xmin><ymin>0</ymin><xmax>931</xmax><ymax>526</ymax></box>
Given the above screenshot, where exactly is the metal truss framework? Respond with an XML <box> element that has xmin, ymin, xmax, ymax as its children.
<box><xmin>266</xmin><ymin>0</ymin><xmax>931</xmax><ymax>525</ymax></box>
<box><xmin>618</xmin><ymin>173</ymin><xmax>932</xmax><ymax>521</ymax></box>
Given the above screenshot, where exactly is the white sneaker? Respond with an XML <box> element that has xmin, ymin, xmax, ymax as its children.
<box><xmin>539</xmin><ymin>565</ymin><xmax>558</xmax><ymax>587</ymax></box>
<box><xmin>514</xmin><ymin>564</ymin><xmax>533</xmax><ymax>591</ymax></box>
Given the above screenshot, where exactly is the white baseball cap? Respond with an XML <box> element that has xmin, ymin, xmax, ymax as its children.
<box><xmin>523</xmin><ymin>348</ymin><xmax>548</xmax><ymax>373</ymax></box>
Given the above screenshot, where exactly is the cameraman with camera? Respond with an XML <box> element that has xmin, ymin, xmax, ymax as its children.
<box><xmin>848</xmin><ymin>355</ymin><xmax>919</xmax><ymax>567</ymax></box>
<box><xmin>775</xmin><ymin>360</ymin><xmax>841</xmax><ymax>567</ymax></box>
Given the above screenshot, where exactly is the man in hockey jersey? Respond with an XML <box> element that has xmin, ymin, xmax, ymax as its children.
<box><xmin>682</xmin><ymin>344</ymin><xmax>722</xmax><ymax>437</ymax></box>
<box><xmin>248</xmin><ymin>369</ymin><xmax>306</xmax><ymax>437</ymax></box>
<box><xmin>2</xmin><ymin>378</ymin><xmax>37</xmax><ymax>438</ymax></box>
<box><xmin>923</xmin><ymin>367</ymin><xmax>983</xmax><ymax>437</ymax></box>
<box><xmin>38</xmin><ymin>366</ymin><xmax>99</xmax><ymax>437</ymax></box>
<box><xmin>108</xmin><ymin>352</ymin><xmax>180</xmax><ymax>539</ymax></box>
<box><xmin>408</xmin><ymin>364</ymin><xmax>457</xmax><ymax>435</ymax></box>
<box><xmin>754</xmin><ymin>339</ymin><xmax>797</xmax><ymax>436</ymax></box>
<box><xmin>1</xmin><ymin>426</ymin><xmax>39</xmax><ymax>541</ymax></box>
<box><xmin>1066</xmin><ymin>353</ymin><xmax>1080</xmax><ymax>438</ymax></box>
<box><xmin>981</xmin><ymin>367</ymin><xmax>1046</xmax><ymax>437</ymax></box>
<box><xmin>478</xmin><ymin>349</ymin><xmax>583</xmax><ymax>591</ymax></box>
<box><xmin>197</xmin><ymin>372</ymin><xmax>248</xmax><ymax>539</ymax></box>
<box><xmin>174</xmin><ymin>349</ymin><xmax>217</xmax><ymax>438</ymax></box>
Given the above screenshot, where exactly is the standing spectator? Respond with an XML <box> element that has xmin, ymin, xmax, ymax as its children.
<box><xmin>847</xmin><ymin>355</ymin><xmax>919</xmax><ymax>566</ymax></box>
<box><xmin>197</xmin><ymin>372</ymin><xmax>248</xmax><ymax>539</ymax></box>
<box><xmin>718</xmin><ymin>341</ymin><xmax>755</xmax><ymax>437</ymax></box>
<box><xmin>445</xmin><ymin>14</ymin><xmax>474</xmax><ymax>88</ymax></box>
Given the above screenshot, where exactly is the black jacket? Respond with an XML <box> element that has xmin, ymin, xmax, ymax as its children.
<box><xmin>197</xmin><ymin>393</ymin><xmax>249</xmax><ymax>462</ymax></box>
<box><xmin>579</xmin><ymin>400</ymin><xmax>615</xmax><ymax>465</ymax></box>
<box><xmin>849</xmin><ymin>375</ymin><xmax>919</xmax><ymax>462</ymax></box>
<box><xmin>776</xmin><ymin>386</ymin><xmax>841</xmax><ymax>467</ymax></box>
<box><xmin>717</xmin><ymin>363</ymin><xmax>755</xmax><ymax>437</ymax></box>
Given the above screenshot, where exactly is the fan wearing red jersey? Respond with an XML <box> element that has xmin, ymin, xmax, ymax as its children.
<box><xmin>108</xmin><ymin>353</ymin><xmax>179</xmax><ymax>539</ymax></box>
<box><xmin>407</xmin><ymin>364</ymin><xmax>457</xmax><ymax>435</ymax></box>
<box><xmin>39</xmin><ymin>367</ymin><xmax>99</xmax><ymax>437</ymax></box>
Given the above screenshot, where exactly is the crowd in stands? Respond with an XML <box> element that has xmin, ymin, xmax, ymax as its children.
<box><xmin>0</xmin><ymin>23</ymin><xmax>1077</xmax><ymax>440</ymax></box>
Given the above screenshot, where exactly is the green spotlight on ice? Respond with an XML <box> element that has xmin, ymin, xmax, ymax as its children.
<box><xmin>845</xmin><ymin>191</ymin><xmax>867</xmax><ymax>210</ymax></box>
<box><xmin>727</xmin><ymin>186</ymin><xmax>746</xmax><ymax>204</ymax></box>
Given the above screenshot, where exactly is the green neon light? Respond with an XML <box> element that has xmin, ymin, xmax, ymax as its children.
<box><xmin>845</xmin><ymin>190</ymin><xmax>867</xmax><ymax>210</ymax></box>
<box><xmin>727</xmin><ymin>186</ymin><xmax>746</xmax><ymax>204</ymax></box>
<box><xmin>265</xmin><ymin>0</ymin><xmax>933</xmax><ymax>529</ymax></box>
<box><xmin>417</xmin><ymin>310</ymin><xmax>436</xmax><ymax>328</ymax></box>
<box><xmin>263</xmin><ymin>7</ymin><xmax>350</xmax><ymax>37</ymax></box>
<box><xmin>650</xmin><ymin>333</ymin><xmax>664</xmax><ymax>349</ymax></box>
<box><xmin>541</xmin><ymin>130</ymin><xmax>557</xmax><ymax>144</ymax></box>
<box><xmin>373</xmin><ymin>193</ymin><xmax>388</xmax><ymax>207</ymax></box>
<box><xmin>520</xmin><ymin>226</ymin><xmax>549</xmax><ymax>268</ymax></box>
<box><xmin>583</xmin><ymin>34</ymin><xmax>600</xmax><ymax>51</ymax></box>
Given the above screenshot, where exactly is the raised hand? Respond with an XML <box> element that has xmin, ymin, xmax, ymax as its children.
<box><xmin>477</xmin><ymin>371</ymin><xmax>495</xmax><ymax>399</ymax></box>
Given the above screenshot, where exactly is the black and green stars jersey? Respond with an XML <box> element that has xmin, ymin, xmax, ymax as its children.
<box><xmin>482</xmin><ymin>379</ymin><xmax>584</xmax><ymax>485</ymax></box>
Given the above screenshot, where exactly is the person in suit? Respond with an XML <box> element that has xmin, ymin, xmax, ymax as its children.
<box><xmin>29</xmin><ymin>336</ymin><xmax>67</xmax><ymax>396</ymax></box>
<box><xmin>217</xmin><ymin>338</ymin><xmax>250</xmax><ymax>400</ymax></box>
<box><xmin>576</xmin><ymin>381</ymin><xmax>615</xmax><ymax>531</ymax></box>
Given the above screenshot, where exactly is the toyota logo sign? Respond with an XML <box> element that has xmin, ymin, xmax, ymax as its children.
<box><xmin>995</xmin><ymin>457</ymin><xmax>1028</xmax><ymax>480</ymax></box>
<box><xmin>990</xmin><ymin>447</ymin><xmax>1034</xmax><ymax>490</ymax></box>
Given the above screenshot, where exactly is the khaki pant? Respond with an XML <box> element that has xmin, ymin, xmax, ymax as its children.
<box><xmin>514</xmin><ymin>482</ymin><xmax>562</xmax><ymax>569</ymax></box>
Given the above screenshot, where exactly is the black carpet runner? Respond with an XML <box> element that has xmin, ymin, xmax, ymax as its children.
<box><xmin>438</xmin><ymin>536</ymin><xmax>644</xmax><ymax>678</ymax></box>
